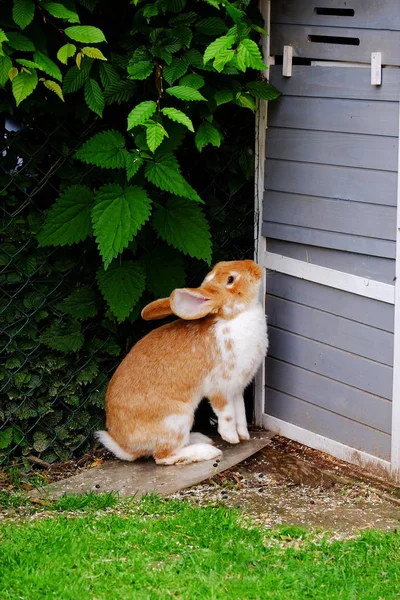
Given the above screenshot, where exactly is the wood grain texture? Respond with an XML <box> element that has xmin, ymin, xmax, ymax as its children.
<box><xmin>265</xmin><ymin>388</ymin><xmax>391</xmax><ymax>460</ymax></box>
<box><xmin>266</xmin><ymin>240</ymin><xmax>396</xmax><ymax>284</ymax></box>
<box><xmin>271</xmin><ymin>24</ymin><xmax>400</xmax><ymax>65</ymax></box>
<box><xmin>271</xmin><ymin>0</ymin><xmax>400</xmax><ymax>31</ymax></box>
<box><xmin>263</xmin><ymin>191</ymin><xmax>396</xmax><ymax>240</ymax></box>
<box><xmin>268</xmin><ymin>326</ymin><xmax>393</xmax><ymax>399</ymax></box>
<box><xmin>266</xmin><ymin>357</ymin><xmax>392</xmax><ymax>433</ymax></box>
<box><xmin>266</xmin><ymin>273</ymin><xmax>395</xmax><ymax>333</ymax></box>
<box><xmin>265</xmin><ymin>159</ymin><xmax>398</xmax><ymax>207</ymax></box>
<box><xmin>267</xmin><ymin>294</ymin><xmax>394</xmax><ymax>366</ymax></box>
<box><xmin>268</xmin><ymin>96</ymin><xmax>398</xmax><ymax>136</ymax></box>
<box><xmin>262</xmin><ymin>222</ymin><xmax>395</xmax><ymax>259</ymax></box>
<box><xmin>269</xmin><ymin>65</ymin><xmax>400</xmax><ymax>101</ymax></box>
<box><xmin>266</xmin><ymin>127</ymin><xmax>399</xmax><ymax>171</ymax></box>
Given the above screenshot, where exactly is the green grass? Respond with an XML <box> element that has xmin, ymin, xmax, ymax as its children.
<box><xmin>0</xmin><ymin>495</ymin><xmax>399</xmax><ymax>599</ymax></box>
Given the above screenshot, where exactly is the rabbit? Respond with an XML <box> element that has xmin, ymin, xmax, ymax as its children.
<box><xmin>95</xmin><ymin>259</ymin><xmax>268</xmax><ymax>465</ymax></box>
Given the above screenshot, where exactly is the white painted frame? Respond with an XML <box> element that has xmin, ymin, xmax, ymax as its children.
<box><xmin>253</xmin><ymin>0</ymin><xmax>270</xmax><ymax>427</ymax></box>
<box><xmin>390</xmin><ymin>99</ymin><xmax>400</xmax><ymax>481</ymax></box>
<box><xmin>263</xmin><ymin>415</ymin><xmax>391</xmax><ymax>478</ymax></box>
<box><xmin>255</xmin><ymin>0</ymin><xmax>400</xmax><ymax>482</ymax></box>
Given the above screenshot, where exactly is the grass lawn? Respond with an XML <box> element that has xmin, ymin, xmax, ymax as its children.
<box><xmin>0</xmin><ymin>493</ymin><xmax>399</xmax><ymax>599</ymax></box>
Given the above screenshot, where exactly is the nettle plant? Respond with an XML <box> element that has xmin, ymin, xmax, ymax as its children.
<box><xmin>1</xmin><ymin>0</ymin><xmax>279</xmax><ymax>324</ymax></box>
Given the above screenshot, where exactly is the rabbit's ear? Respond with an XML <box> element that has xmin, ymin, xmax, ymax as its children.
<box><xmin>170</xmin><ymin>288</ymin><xmax>217</xmax><ymax>320</ymax></box>
<box><xmin>141</xmin><ymin>298</ymin><xmax>173</xmax><ymax>321</ymax></box>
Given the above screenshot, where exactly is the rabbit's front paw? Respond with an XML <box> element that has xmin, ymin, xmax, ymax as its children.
<box><xmin>218</xmin><ymin>425</ymin><xmax>240</xmax><ymax>444</ymax></box>
<box><xmin>237</xmin><ymin>428</ymin><xmax>250</xmax><ymax>441</ymax></box>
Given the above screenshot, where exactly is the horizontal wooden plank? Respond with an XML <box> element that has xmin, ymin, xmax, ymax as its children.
<box><xmin>268</xmin><ymin>326</ymin><xmax>393</xmax><ymax>399</ymax></box>
<box><xmin>266</xmin><ymin>357</ymin><xmax>392</xmax><ymax>433</ymax></box>
<box><xmin>266</xmin><ymin>128</ymin><xmax>398</xmax><ymax>171</ymax></box>
<box><xmin>271</xmin><ymin>0</ymin><xmax>400</xmax><ymax>31</ymax></box>
<box><xmin>267</xmin><ymin>295</ymin><xmax>394</xmax><ymax>365</ymax></box>
<box><xmin>264</xmin><ymin>159</ymin><xmax>398</xmax><ymax>207</ymax></box>
<box><xmin>270</xmin><ymin>24</ymin><xmax>400</xmax><ymax>65</ymax></box>
<box><xmin>268</xmin><ymin>96</ymin><xmax>398</xmax><ymax>136</ymax></box>
<box><xmin>263</xmin><ymin>191</ymin><xmax>396</xmax><ymax>240</ymax></box>
<box><xmin>266</xmin><ymin>273</ymin><xmax>395</xmax><ymax>333</ymax></box>
<box><xmin>262</xmin><ymin>222</ymin><xmax>395</xmax><ymax>259</ymax></box>
<box><xmin>266</xmin><ymin>240</ymin><xmax>396</xmax><ymax>284</ymax></box>
<box><xmin>269</xmin><ymin>65</ymin><xmax>400</xmax><ymax>101</ymax></box>
<box><xmin>265</xmin><ymin>388</ymin><xmax>391</xmax><ymax>460</ymax></box>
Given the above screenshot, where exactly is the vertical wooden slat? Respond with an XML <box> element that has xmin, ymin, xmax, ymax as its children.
<box><xmin>391</xmin><ymin>99</ymin><xmax>400</xmax><ymax>482</ymax></box>
<box><xmin>254</xmin><ymin>0</ymin><xmax>270</xmax><ymax>427</ymax></box>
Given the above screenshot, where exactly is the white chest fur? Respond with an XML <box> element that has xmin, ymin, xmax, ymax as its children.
<box><xmin>207</xmin><ymin>303</ymin><xmax>268</xmax><ymax>393</ymax></box>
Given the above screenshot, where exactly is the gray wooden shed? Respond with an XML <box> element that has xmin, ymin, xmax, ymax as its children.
<box><xmin>254</xmin><ymin>0</ymin><xmax>400</xmax><ymax>481</ymax></box>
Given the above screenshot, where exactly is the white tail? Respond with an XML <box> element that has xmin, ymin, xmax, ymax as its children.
<box><xmin>94</xmin><ymin>430</ymin><xmax>135</xmax><ymax>461</ymax></box>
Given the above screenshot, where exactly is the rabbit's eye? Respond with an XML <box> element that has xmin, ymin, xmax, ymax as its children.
<box><xmin>227</xmin><ymin>275</ymin><xmax>235</xmax><ymax>284</ymax></box>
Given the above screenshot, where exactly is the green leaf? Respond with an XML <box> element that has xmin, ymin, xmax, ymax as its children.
<box><xmin>99</xmin><ymin>62</ymin><xmax>119</xmax><ymax>87</ymax></box>
<box><xmin>43</xmin><ymin>79</ymin><xmax>64</xmax><ymax>101</ymax></box>
<box><xmin>0</xmin><ymin>55</ymin><xmax>13</xmax><ymax>87</ymax></box>
<box><xmin>63</xmin><ymin>64</ymin><xmax>90</xmax><ymax>93</ymax></box>
<box><xmin>235</xmin><ymin>92</ymin><xmax>256</xmax><ymax>111</ymax></box>
<box><xmin>179</xmin><ymin>73</ymin><xmax>204</xmax><ymax>90</ymax></box>
<box><xmin>77</xmin><ymin>360</ymin><xmax>99</xmax><ymax>384</ymax></box>
<box><xmin>143</xmin><ymin>3</ymin><xmax>158</xmax><ymax>18</ymax></box>
<box><xmin>195</xmin><ymin>121</ymin><xmax>222</xmax><ymax>151</ymax></box>
<box><xmin>59</xmin><ymin>287</ymin><xmax>99</xmax><ymax>318</ymax></box>
<box><xmin>33</xmin><ymin>51</ymin><xmax>62</xmax><ymax>81</ymax></box>
<box><xmin>6</xmin><ymin>32</ymin><xmax>35</xmax><ymax>51</ymax></box>
<box><xmin>126</xmin><ymin>151</ymin><xmax>144</xmax><ymax>181</ymax></box>
<box><xmin>161</xmin><ymin>107</ymin><xmax>194</xmax><ymax>132</ymax></box>
<box><xmin>146</xmin><ymin>122</ymin><xmax>168</xmax><ymax>153</ymax></box>
<box><xmin>166</xmin><ymin>86</ymin><xmax>206</xmax><ymax>101</ymax></box>
<box><xmin>224</xmin><ymin>1</ymin><xmax>244</xmax><ymax>23</ymax></box>
<box><xmin>127</xmin><ymin>100</ymin><xmax>157</xmax><ymax>130</ymax></box>
<box><xmin>33</xmin><ymin>431</ymin><xmax>50</xmax><ymax>453</ymax></box>
<box><xmin>141</xmin><ymin>246</ymin><xmax>186</xmax><ymax>298</ymax></box>
<box><xmin>196</xmin><ymin>17</ymin><xmax>227</xmax><ymax>35</ymax></box>
<box><xmin>57</xmin><ymin>43</ymin><xmax>76</xmax><ymax>64</ymax></box>
<box><xmin>82</xmin><ymin>47</ymin><xmax>107</xmax><ymax>60</ymax></box>
<box><xmin>65</xmin><ymin>25</ymin><xmax>106</xmax><ymax>43</ymax></box>
<box><xmin>37</xmin><ymin>185</ymin><xmax>93</xmax><ymax>247</ymax></box>
<box><xmin>153</xmin><ymin>197</ymin><xmax>211</xmax><ymax>263</ymax></box>
<box><xmin>213</xmin><ymin>48</ymin><xmax>234</xmax><ymax>72</ymax></box>
<box><xmin>92</xmin><ymin>184</ymin><xmax>152</xmax><ymax>268</ymax></box>
<box><xmin>0</xmin><ymin>428</ymin><xmax>13</xmax><ymax>450</ymax></box>
<box><xmin>104</xmin><ymin>80</ymin><xmax>135</xmax><ymax>105</ymax></box>
<box><xmin>0</xmin><ymin>29</ymin><xmax>8</xmax><ymax>43</ymax></box>
<box><xmin>12</xmin><ymin>70</ymin><xmax>38</xmax><ymax>106</ymax></box>
<box><xmin>41</xmin><ymin>2</ymin><xmax>80</xmax><ymax>22</ymax></box>
<box><xmin>13</xmin><ymin>0</ymin><xmax>35</xmax><ymax>29</ymax></box>
<box><xmin>145</xmin><ymin>153</ymin><xmax>201</xmax><ymax>202</ymax></box>
<box><xmin>15</xmin><ymin>58</ymin><xmax>40</xmax><ymax>69</ymax></box>
<box><xmin>127</xmin><ymin>60</ymin><xmax>153</xmax><ymax>80</ymax></box>
<box><xmin>215</xmin><ymin>89</ymin><xmax>234</xmax><ymax>106</ymax></box>
<box><xmin>75</xmin><ymin>130</ymin><xmax>127</xmax><ymax>169</ymax></box>
<box><xmin>40</xmin><ymin>321</ymin><xmax>84</xmax><ymax>352</ymax></box>
<box><xmin>84</xmin><ymin>78</ymin><xmax>104</xmax><ymax>117</ymax></box>
<box><xmin>97</xmin><ymin>261</ymin><xmax>146</xmax><ymax>322</ymax></box>
<box><xmin>203</xmin><ymin>34</ymin><xmax>235</xmax><ymax>64</ymax></box>
<box><xmin>237</xmin><ymin>39</ymin><xmax>267</xmax><ymax>71</ymax></box>
<box><xmin>246</xmin><ymin>80</ymin><xmax>280</xmax><ymax>100</ymax></box>
<box><xmin>163</xmin><ymin>58</ymin><xmax>189</xmax><ymax>85</ymax></box>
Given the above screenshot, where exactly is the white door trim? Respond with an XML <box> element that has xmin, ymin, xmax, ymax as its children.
<box><xmin>263</xmin><ymin>414</ymin><xmax>392</xmax><ymax>478</ymax></box>
<box><xmin>262</xmin><ymin>252</ymin><xmax>395</xmax><ymax>305</ymax></box>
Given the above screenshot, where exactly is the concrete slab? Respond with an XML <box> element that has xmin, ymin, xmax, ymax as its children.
<box><xmin>32</xmin><ymin>432</ymin><xmax>273</xmax><ymax>499</ymax></box>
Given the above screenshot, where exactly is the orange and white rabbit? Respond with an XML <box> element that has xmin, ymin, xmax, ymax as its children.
<box><xmin>95</xmin><ymin>259</ymin><xmax>268</xmax><ymax>465</ymax></box>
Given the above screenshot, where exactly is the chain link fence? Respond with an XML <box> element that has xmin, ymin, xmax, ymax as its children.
<box><xmin>1</xmin><ymin>111</ymin><xmax>255</xmax><ymax>468</ymax></box>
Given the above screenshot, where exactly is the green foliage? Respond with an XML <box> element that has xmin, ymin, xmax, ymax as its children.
<box><xmin>97</xmin><ymin>261</ymin><xmax>146</xmax><ymax>322</ymax></box>
<box><xmin>152</xmin><ymin>197</ymin><xmax>212</xmax><ymax>263</ymax></box>
<box><xmin>37</xmin><ymin>186</ymin><xmax>93</xmax><ymax>247</ymax></box>
<box><xmin>1</xmin><ymin>0</ymin><xmax>280</xmax><ymax>463</ymax></box>
<box><xmin>92</xmin><ymin>184</ymin><xmax>151</xmax><ymax>268</ymax></box>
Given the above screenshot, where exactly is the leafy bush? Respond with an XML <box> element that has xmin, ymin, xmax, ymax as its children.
<box><xmin>0</xmin><ymin>0</ymin><xmax>279</xmax><ymax>463</ymax></box>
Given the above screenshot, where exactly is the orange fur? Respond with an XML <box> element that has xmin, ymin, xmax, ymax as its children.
<box><xmin>97</xmin><ymin>259</ymin><xmax>264</xmax><ymax>464</ymax></box>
